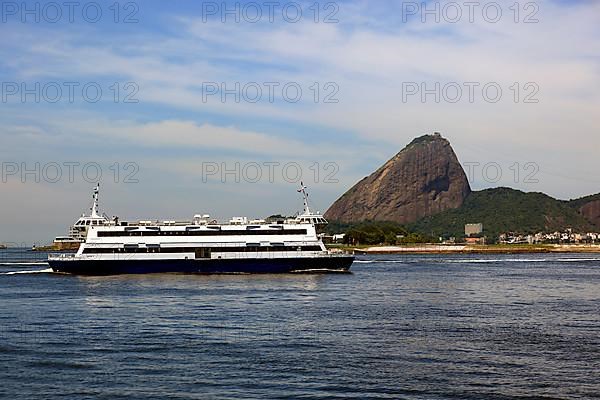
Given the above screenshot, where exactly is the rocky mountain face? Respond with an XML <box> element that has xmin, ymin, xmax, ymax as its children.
<box><xmin>568</xmin><ymin>194</ymin><xmax>600</xmax><ymax>229</ymax></box>
<box><xmin>324</xmin><ymin>133</ymin><xmax>471</xmax><ymax>224</ymax></box>
<box><xmin>579</xmin><ymin>201</ymin><xmax>600</xmax><ymax>228</ymax></box>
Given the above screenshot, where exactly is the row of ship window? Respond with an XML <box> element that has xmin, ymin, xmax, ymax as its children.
<box><xmin>97</xmin><ymin>229</ymin><xmax>308</xmax><ymax>237</ymax></box>
<box><xmin>82</xmin><ymin>245</ymin><xmax>323</xmax><ymax>254</ymax></box>
<box><xmin>75</xmin><ymin>220</ymin><xmax>104</xmax><ymax>226</ymax></box>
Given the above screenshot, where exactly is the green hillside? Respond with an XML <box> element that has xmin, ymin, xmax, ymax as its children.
<box><xmin>409</xmin><ymin>187</ymin><xmax>594</xmax><ymax>242</ymax></box>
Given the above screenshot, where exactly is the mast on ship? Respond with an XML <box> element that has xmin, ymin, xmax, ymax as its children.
<box><xmin>90</xmin><ymin>183</ymin><xmax>100</xmax><ymax>218</ymax></box>
<box><xmin>296</xmin><ymin>182</ymin><xmax>327</xmax><ymax>226</ymax></box>
<box><xmin>64</xmin><ymin>183</ymin><xmax>109</xmax><ymax>243</ymax></box>
<box><xmin>297</xmin><ymin>181</ymin><xmax>311</xmax><ymax>215</ymax></box>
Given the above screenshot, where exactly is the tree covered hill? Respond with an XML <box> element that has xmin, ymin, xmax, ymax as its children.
<box><xmin>408</xmin><ymin>187</ymin><xmax>594</xmax><ymax>242</ymax></box>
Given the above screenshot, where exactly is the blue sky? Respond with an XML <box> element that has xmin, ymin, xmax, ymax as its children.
<box><xmin>1</xmin><ymin>0</ymin><xmax>600</xmax><ymax>243</ymax></box>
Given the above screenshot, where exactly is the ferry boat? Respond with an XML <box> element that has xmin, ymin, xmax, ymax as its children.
<box><xmin>48</xmin><ymin>184</ymin><xmax>354</xmax><ymax>275</ymax></box>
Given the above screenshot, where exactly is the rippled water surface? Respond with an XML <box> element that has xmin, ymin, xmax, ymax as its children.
<box><xmin>1</xmin><ymin>249</ymin><xmax>600</xmax><ymax>399</ymax></box>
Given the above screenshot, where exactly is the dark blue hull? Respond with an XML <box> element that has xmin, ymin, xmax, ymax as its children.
<box><xmin>49</xmin><ymin>256</ymin><xmax>354</xmax><ymax>275</ymax></box>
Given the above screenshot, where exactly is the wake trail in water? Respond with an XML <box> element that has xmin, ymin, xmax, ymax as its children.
<box><xmin>0</xmin><ymin>262</ymin><xmax>48</xmax><ymax>266</ymax></box>
<box><xmin>2</xmin><ymin>268</ymin><xmax>54</xmax><ymax>275</ymax></box>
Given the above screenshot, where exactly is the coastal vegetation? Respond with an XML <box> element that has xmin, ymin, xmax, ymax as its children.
<box><xmin>325</xmin><ymin>221</ymin><xmax>431</xmax><ymax>245</ymax></box>
<box><xmin>408</xmin><ymin>188</ymin><xmax>594</xmax><ymax>243</ymax></box>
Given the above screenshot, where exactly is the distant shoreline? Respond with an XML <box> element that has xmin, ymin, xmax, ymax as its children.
<box><xmin>344</xmin><ymin>244</ymin><xmax>600</xmax><ymax>254</ymax></box>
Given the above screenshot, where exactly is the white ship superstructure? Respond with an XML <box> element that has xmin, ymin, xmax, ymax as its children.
<box><xmin>68</xmin><ymin>183</ymin><xmax>111</xmax><ymax>241</ymax></box>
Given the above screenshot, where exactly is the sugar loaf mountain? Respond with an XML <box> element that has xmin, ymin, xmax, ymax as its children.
<box><xmin>324</xmin><ymin>133</ymin><xmax>600</xmax><ymax>242</ymax></box>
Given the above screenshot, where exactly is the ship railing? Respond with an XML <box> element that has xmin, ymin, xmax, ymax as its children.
<box><xmin>48</xmin><ymin>253</ymin><xmax>77</xmax><ymax>260</ymax></box>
